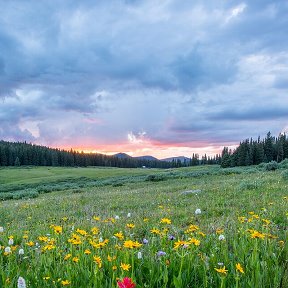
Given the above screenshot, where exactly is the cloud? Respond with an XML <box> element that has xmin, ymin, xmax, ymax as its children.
<box><xmin>0</xmin><ymin>0</ymin><xmax>288</xmax><ymax>157</ymax></box>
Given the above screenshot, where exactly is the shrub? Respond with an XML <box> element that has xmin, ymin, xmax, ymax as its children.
<box><xmin>279</xmin><ymin>158</ymin><xmax>288</xmax><ymax>169</ymax></box>
<box><xmin>265</xmin><ymin>161</ymin><xmax>279</xmax><ymax>171</ymax></box>
<box><xmin>281</xmin><ymin>170</ymin><xmax>288</xmax><ymax>180</ymax></box>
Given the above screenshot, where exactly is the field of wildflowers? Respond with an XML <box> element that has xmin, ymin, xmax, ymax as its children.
<box><xmin>0</xmin><ymin>166</ymin><xmax>287</xmax><ymax>287</ymax></box>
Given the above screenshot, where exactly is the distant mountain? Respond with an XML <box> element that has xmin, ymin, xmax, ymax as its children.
<box><xmin>113</xmin><ymin>153</ymin><xmax>132</xmax><ymax>159</ymax></box>
<box><xmin>134</xmin><ymin>155</ymin><xmax>159</xmax><ymax>161</ymax></box>
<box><xmin>161</xmin><ymin>156</ymin><xmax>191</xmax><ymax>163</ymax></box>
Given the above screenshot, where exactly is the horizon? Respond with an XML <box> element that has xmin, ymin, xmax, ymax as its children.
<box><xmin>1</xmin><ymin>1</ymin><xmax>288</xmax><ymax>158</ymax></box>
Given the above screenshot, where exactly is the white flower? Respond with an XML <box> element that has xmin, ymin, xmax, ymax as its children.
<box><xmin>0</xmin><ymin>226</ymin><xmax>4</xmax><ymax>233</ymax></box>
<box><xmin>137</xmin><ymin>251</ymin><xmax>142</xmax><ymax>259</ymax></box>
<box><xmin>218</xmin><ymin>234</ymin><xmax>225</xmax><ymax>241</ymax></box>
<box><xmin>99</xmin><ymin>237</ymin><xmax>103</xmax><ymax>242</ymax></box>
<box><xmin>17</xmin><ymin>276</ymin><xmax>26</xmax><ymax>288</ymax></box>
<box><xmin>4</xmin><ymin>246</ymin><xmax>11</xmax><ymax>253</ymax></box>
<box><xmin>195</xmin><ymin>208</ymin><xmax>202</xmax><ymax>215</ymax></box>
<box><xmin>127</xmin><ymin>212</ymin><xmax>131</xmax><ymax>218</ymax></box>
<box><xmin>115</xmin><ymin>215</ymin><xmax>120</xmax><ymax>220</ymax></box>
<box><xmin>8</xmin><ymin>238</ymin><xmax>14</xmax><ymax>245</ymax></box>
<box><xmin>18</xmin><ymin>248</ymin><xmax>25</xmax><ymax>255</ymax></box>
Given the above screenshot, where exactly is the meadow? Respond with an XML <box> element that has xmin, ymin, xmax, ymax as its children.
<box><xmin>0</xmin><ymin>165</ymin><xmax>287</xmax><ymax>287</ymax></box>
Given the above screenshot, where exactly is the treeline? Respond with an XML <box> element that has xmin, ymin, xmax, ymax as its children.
<box><xmin>0</xmin><ymin>140</ymin><xmax>220</xmax><ymax>168</ymax></box>
<box><xmin>221</xmin><ymin>132</ymin><xmax>288</xmax><ymax>168</ymax></box>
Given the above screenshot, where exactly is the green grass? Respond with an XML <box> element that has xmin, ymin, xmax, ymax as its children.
<box><xmin>0</xmin><ymin>165</ymin><xmax>287</xmax><ymax>287</ymax></box>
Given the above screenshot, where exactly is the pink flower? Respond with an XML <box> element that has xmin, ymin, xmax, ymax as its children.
<box><xmin>117</xmin><ymin>277</ymin><xmax>136</xmax><ymax>288</ymax></box>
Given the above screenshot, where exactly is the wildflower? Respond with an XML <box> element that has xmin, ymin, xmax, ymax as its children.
<box><xmin>64</xmin><ymin>254</ymin><xmax>72</xmax><ymax>261</ymax></box>
<box><xmin>0</xmin><ymin>227</ymin><xmax>3</xmax><ymax>233</ymax></box>
<box><xmin>236</xmin><ymin>263</ymin><xmax>244</xmax><ymax>274</ymax></box>
<box><xmin>17</xmin><ymin>277</ymin><xmax>26</xmax><ymax>288</ymax></box>
<box><xmin>8</xmin><ymin>238</ymin><xmax>14</xmax><ymax>245</ymax></box>
<box><xmin>91</xmin><ymin>227</ymin><xmax>99</xmax><ymax>235</ymax></box>
<box><xmin>4</xmin><ymin>246</ymin><xmax>11</xmax><ymax>254</ymax></box>
<box><xmin>150</xmin><ymin>228</ymin><xmax>160</xmax><ymax>235</ymax></box>
<box><xmin>76</xmin><ymin>228</ymin><xmax>88</xmax><ymax>236</ymax></box>
<box><xmin>84</xmin><ymin>249</ymin><xmax>91</xmax><ymax>255</ymax></box>
<box><xmin>126</xmin><ymin>223</ymin><xmax>135</xmax><ymax>229</ymax></box>
<box><xmin>218</xmin><ymin>235</ymin><xmax>225</xmax><ymax>241</ymax></box>
<box><xmin>174</xmin><ymin>240</ymin><xmax>190</xmax><ymax>249</ymax></box>
<box><xmin>53</xmin><ymin>226</ymin><xmax>63</xmax><ymax>234</ymax></box>
<box><xmin>115</xmin><ymin>215</ymin><xmax>120</xmax><ymax>220</ymax></box>
<box><xmin>185</xmin><ymin>225</ymin><xmax>199</xmax><ymax>233</ymax></box>
<box><xmin>143</xmin><ymin>238</ymin><xmax>149</xmax><ymax>244</ymax></box>
<box><xmin>189</xmin><ymin>238</ymin><xmax>201</xmax><ymax>246</ymax></box>
<box><xmin>137</xmin><ymin>251</ymin><xmax>142</xmax><ymax>259</ymax></box>
<box><xmin>214</xmin><ymin>266</ymin><xmax>228</xmax><ymax>275</ymax></box>
<box><xmin>262</xmin><ymin>219</ymin><xmax>271</xmax><ymax>225</ymax></box>
<box><xmin>18</xmin><ymin>248</ymin><xmax>24</xmax><ymax>255</ymax></box>
<box><xmin>157</xmin><ymin>250</ymin><xmax>166</xmax><ymax>257</ymax></box>
<box><xmin>127</xmin><ymin>213</ymin><xmax>131</xmax><ymax>218</ymax></box>
<box><xmin>112</xmin><ymin>265</ymin><xmax>117</xmax><ymax>270</ymax></box>
<box><xmin>26</xmin><ymin>241</ymin><xmax>34</xmax><ymax>247</ymax></box>
<box><xmin>250</xmin><ymin>230</ymin><xmax>265</xmax><ymax>239</ymax></box>
<box><xmin>61</xmin><ymin>280</ymin><xmax>71</xmax><ymax>286</ymax></box>
<box><xmin>93</xmin><ymin>216</ymin><xmax>100</xmax><ymax>221</ymax></box>
<box><xmin>117</xmin><ymin>277</ymin><xmax>136</xmax><ymax>288</ymax></box>
<box><xmin>43</xmin><ymin>276</ymin><xmax>50</xmax><ymax>280</ymax></box>
<box><xmin>72</xmin><ymin>257</ymin><xmax>79</xmax><ymax>263</ymax></box>
<box><xmin>195</xmin><ymin>208</ymin><xmax>201</xmax><ymax>215</ymax></box>
<box><xmin>143</xmin><ymin>218</ymin><xmax>149</xmax><ymax>222</ymax></box>
<box><xmin>168</xmin><ymin>235</ymin><xmax>175</xmax><ymax>240</ymax></box>
<box><xmin>93</xmin><ymin>256</ymin><xmax>102</xmax><ymax>268</ymax></box>
<box><xmin>160</xmin><ymin>218</ymin><xmax>171</xmax><ymax>224</ymax></box>
<box><xmin>120</xmin><ymin>263</ymin><xmax>131</xmax><ymax>271</ymax></box>
<box><xmin>23</xmin><ymin>235</ymin><xmax>28</xmax><ymax>240</ymax></box>
<box><xmin>216</xmin><ymin>228</ymin><xmax>224</xmax><ymax>234</ymax></box>
<box><xmin>114</xmin><ymin>232</ymin><xmax>124</xmax><ymax>240</ymax></box>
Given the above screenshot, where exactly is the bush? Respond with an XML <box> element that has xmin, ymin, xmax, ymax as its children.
<box><xmin>281</xmin><ymin>170</ymin><xmax>288</xmax><ymax>180</ymax></box>
<box><xmin>265</xmin><ymin>161</ymin><xmax>279</xmax><ymax>171</ymax></box>
<box><xmin>279</xmin><ymin>159</ymin><xmax>288</xmax><ymax>169</ymax></box>
<box><xmin>238</xmin><ymin>180</ymin><xmax>264</xmax><ymax>191</ymax></box>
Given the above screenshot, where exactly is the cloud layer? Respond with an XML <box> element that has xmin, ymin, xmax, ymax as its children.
<box><xmin>1</xmin><ymin>0</ymin><xmax>288</xmax><ymax>157</ymax></box>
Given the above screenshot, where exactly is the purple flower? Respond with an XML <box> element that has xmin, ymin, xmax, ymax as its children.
<box><xmin>157</xmin><ymin>250</ymin><xmax>166</xmax><ymax>257</ymax></box>
<box><xmin>143</xmin><ymin>238</ymin><xmax>149</xmax><ymax>244</ymax></box>
<box><xmin>168</xmin><ymin>235</ymin><xmax>175</xmax><ymax>240</ymax></box>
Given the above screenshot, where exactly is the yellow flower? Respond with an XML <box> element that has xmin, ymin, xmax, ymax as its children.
<box><xmin>93</xmin><ymin>216</ymin><xmax>101</xmax><ymax>221</ymax></box>
<box><xmin>150</xmin><ymin>228</ymin><xmax>161</xmax><ymax>234</ymax></box>
<box><xmin>238</xmin><ymin>216</ymin><xmax>246</xmax><ymax>223</ymax></box>
<box><xmin>189</xmin><ymin>238</ymin><xmax>201</xmax><ymax>246</ymax></box>
<box><xmin>76</xmin><ymin>228</ymin><xmax>88</xmax><ymax>236</ymax></box>
<box><xmin>84</xmin><ymin>249</ymin><xmax>91</xmax><ymax>255</ymax></box>
<box><xmin>53</xmin><ymin>225</ymin><xmax>63</xmax><ymax>234</ymax></box>
<box><xmin>43</xmin><ymin>276</ymin><xmax>50</xmax><ymax>280</ymax></box>
<box><xmin>174</xmin><ymin>240</ymin><xmax>190</xmax><ymax>249</ymax></box>
<box><xmin>91</xmin><ymin>227</ymin><xmax>99</xmax><ymax>235</ymax></box>
<box><xmin>236</xmin><ymin>263</ymin><xmax>244</xmax><ymax>274</ymax></box>
<box><xmin>38</xmin><ymin>236</ymin><xmax>48</xmax><ymax>242</ymax></box>
<box><xmin>93</xmin><ymin>256</ymin><xmax>102</xmax><ymax>268</ymax></box>
<box><xmin>160</xmin><ymin>218</ymin><xmax>171</xmax><ymax>224</ymax></box>
<box><xmin>61</xmin><ymin>280</ymin><xmax>71</xmax><ymax>286</ymax></box>
<box><xmin>26</xmin><ymin>241</ymin><xmax>34</xmax><ymax>247</ymax></box>
<box><xmin>250</xmin><ymin>230</ymin><xmax>265</xmax><ymax>239</ymax></box>
<box><xmin>185</xmin><ymin>225</ymin><xmax>199</xmax><ymax>233</ymax></box>
<box><xmin>126</xmin><ymin>223</ymin><xmax>135</xmax><ymax>229</ymax></box>
<box><xmin>112</xmin><ymin>265</ymin><xmax>117</xmax><ymax>270</ymax></box>
<box><xmin>114</xmin><ymin>232</ymin><xmax>124</xmax><ymax>240</ymax></box>
<box><xmin>64</xmin><ymin>254</ymin><xmax>72</xmax><ymax>260</ymax></box>
<box><xmin>214</xmin><ymin>266</ymin><xmax>228</xmax><ymax>275</ymax></box>
<box><xmin>123</xmin><ymin>240</ymin><xmax>142</xmax><ymax>249</ymax></box>
<box><xmin>72</xmin><ymin>257</ymin><xmax>79</xmax><ymax>263</ymax></box>
<box><xmin>120</xmin><ymin>263</ymin><xmax>131</xmax><ymax>271</ymax></box>
<box><xmin>23</xmin><ymin>235</ymin><xmax>29</xmax><ymax>240</ymax></box>
<box><xmin>143</xmin><ymin>218</ymin><xmax>149</xmax><ymax>222</ymax></box>
<box><xmin>262</xmin><ymin>219</ymin><xmax>271</xmax><ymax>225</ymax></box>
<box><xmin>216</xmin><ymin>228</ymin><xmax>224</xmax><ymax>234</ymax></box>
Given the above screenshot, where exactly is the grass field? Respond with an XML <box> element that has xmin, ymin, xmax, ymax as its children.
<box><xmin>0</xmin><ymin>165</ymin><xmax>287</xmax><ymax>287</ymax></box>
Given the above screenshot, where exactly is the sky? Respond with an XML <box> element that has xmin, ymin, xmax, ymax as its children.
<box><xmin>1</xmin><ymin>0</ymin><xmax>288</xmax><ymax>159</ymax></box>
